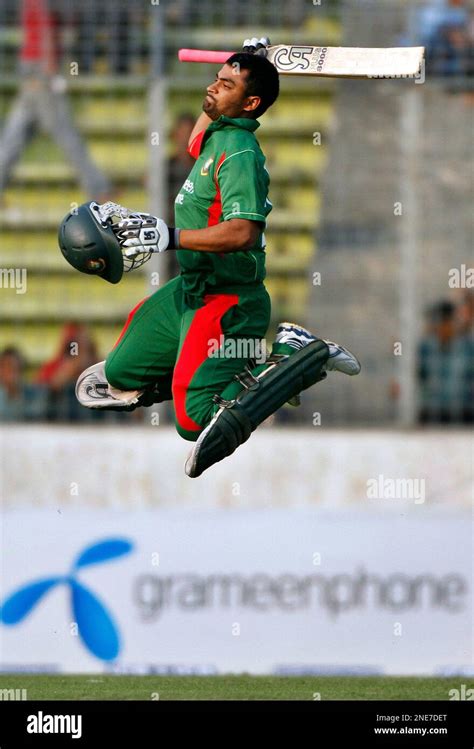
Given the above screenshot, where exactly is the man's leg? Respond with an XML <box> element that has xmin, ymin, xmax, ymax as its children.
<box><xmin>185</xmin><ymin>322</ymin><xmax>361</xmax><ymax>478</ymax></box>
<box><xmin>0</xmin><ymin>87</ymin><xmax>36</xmax><ymax>194</ymax></box>
<box><xmin>105</xmin><ymin>275</ymin><xmax>184</xmax><ymax>392</ymax></box>
<box><xmin>38</xmin><ymin>86</ymin><xmax>111</xmax><ymax>199</ymax></box>
<box><xmin>172</xmin><ymin>286</ymin><xmax>271</xmax><ymax>441</ymax></box>
<box><xmin>76</xmin><ymin>276</ymin><xmax>183</xmax><ymax>412</ymax></box>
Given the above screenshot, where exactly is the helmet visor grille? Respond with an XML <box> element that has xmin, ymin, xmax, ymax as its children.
<box><xmin>122</xmin><ymin>250</ymin><xmax>153</xmax><ymax>272</ymax></box>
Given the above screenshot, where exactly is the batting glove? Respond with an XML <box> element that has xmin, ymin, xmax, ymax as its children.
<box><xmin>242</xmin><ymin>37</ymin><xmax>270</xmax><ymax>56</ymax></box>
<box><xmin>94</xmin><ymin>201</ymin><xmax>131</xmax><ymax>224</ymax></box>
<box><xmin>112</xmin><ymin>213</ymin><xmax>170</xmax><ymax>256</ymax></box>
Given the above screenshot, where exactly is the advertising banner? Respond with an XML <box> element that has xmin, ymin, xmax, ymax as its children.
<box><xmin>1</xmin><ymin>508</ymin><xmax>471</xmax><ymax>675</ymax></box>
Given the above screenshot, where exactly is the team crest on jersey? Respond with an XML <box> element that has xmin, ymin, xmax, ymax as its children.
<box><xmin>200</xmin><ymin>156</ymin><xmax>214</xmax><ymax>176</ymax></box>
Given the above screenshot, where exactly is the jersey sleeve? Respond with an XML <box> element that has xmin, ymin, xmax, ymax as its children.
<box><xmin>217</xmin><ymin>149</ymin><xmax>268</xmax><ymax>224</ymax></box>
<box><xmin>187</xmin><ymin>130</ymin><xmax>206</xmax><ymax>160</ymax></box>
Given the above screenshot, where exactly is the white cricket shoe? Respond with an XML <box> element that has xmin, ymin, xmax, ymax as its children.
<box><xmin>275</xmin><ymin>322</ymin><xmax>361</xmax><ymax>376</ymax></box>
<box><xmin>75</xmin><ymin>361</ymin><xmax>144</xmax><ymax>409</ymax></box>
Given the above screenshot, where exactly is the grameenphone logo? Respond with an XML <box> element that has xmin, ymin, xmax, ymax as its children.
<box><xmin>0</xmin><ymin>538</ymin><xmax>133</xmax><ymax>661</ymax></box>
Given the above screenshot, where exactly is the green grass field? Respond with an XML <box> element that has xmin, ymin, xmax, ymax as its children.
<box><xmin>0</xmin><ymin>675</ymin><xmax>465</xmax><ymax>701</ymax></box>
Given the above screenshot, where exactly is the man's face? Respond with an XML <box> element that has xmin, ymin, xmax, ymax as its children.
<box><xmin>434</xmin><ymin>318</ymin><xmax>456</xmax><ymax>343</ymax></box>
<box><xmin>0</xmin><ymin>354</ymin><xmax>22</xmax><ymax>387</ymax></box>
<box><xmin>173</xmin><ymin>119</ymin><xmax>194</xmax><ymax>153</ymax></box>
<box><xmin>203</xmin><ymin>64</ymin><xmax>259</xmax><ymax>120</ymax></box>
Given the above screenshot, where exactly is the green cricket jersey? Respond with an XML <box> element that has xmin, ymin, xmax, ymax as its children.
<box><xmin>174</xmin><ymin>115</ymin><xmax>272</xmax><ymax>300</ymax></box>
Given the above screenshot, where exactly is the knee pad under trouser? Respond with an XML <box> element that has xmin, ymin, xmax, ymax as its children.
<box><xmin>186</xmin><ymin>338</ymin><xmax>329</xmax><ymax>477</ymax></box>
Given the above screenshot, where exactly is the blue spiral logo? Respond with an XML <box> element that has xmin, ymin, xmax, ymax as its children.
<box><xmin>0</xmin><ymin>538</ymin><xmax>133</xmax><ymax>661</ymax></box>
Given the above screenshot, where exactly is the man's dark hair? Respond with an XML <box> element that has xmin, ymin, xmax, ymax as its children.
<box><xmin>175</xmin><ymin>112</ymin><xmax>196</xmax><ymax>128</ymax></box>
<box><xmin>226</xmin><ymin>52</ymin><xmax>279</xmax><ymax>118</ymax></box>
<box><xmin>427</xmin><ymin>300</ymin><xmax>456</xmax><ymax>323</ymax></box>
<box><xmin>0</xmin><ymin>346</ymin><xmax>25</xmax><ymax>369</ymax></box>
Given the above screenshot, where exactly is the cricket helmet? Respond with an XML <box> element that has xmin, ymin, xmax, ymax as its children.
<box><xmin>58</xmin><ymin>202</ymin><xmax>124</xmax><ymax>284</ymax></box>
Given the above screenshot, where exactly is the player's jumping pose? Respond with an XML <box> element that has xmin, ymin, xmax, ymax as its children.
<box><xmin>59</xmin><ymin>40</ymin><xmax>360</xmax><ymax>478</ymax></box>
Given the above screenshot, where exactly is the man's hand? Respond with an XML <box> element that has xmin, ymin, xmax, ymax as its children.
<box><xmin>242</xmin><ymin>37</ymin><xmax>270</xmax><ymax>56</ymax></box>
<box><xmin>112</xmin><ymin>213</ymin><xmax>170</xmax><ymax>256</ymax></box>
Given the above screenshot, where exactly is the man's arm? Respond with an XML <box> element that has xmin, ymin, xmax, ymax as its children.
<box><xmin>188</xmin><ymin>113</ymin><xmax>213</xmax><ymax>149</ymax></box>
<box><xmin>98</xmin><ymin>203</ymin><xmax>262</xmax><ymax>256</ymax></box>
<box><xmin>179</xmin><ymin>218</ymin><xmax>261</xmax><ymax>252</ymax></box>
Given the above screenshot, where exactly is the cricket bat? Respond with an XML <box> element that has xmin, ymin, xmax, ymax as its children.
<box><xmin>178</xmin><ymin>45</ymin><xmax>425</xmax><ymax>79</ymax></box>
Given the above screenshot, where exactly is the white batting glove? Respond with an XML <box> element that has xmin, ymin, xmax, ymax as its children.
<box><xmin>242</xmin><ymin>37</ymin><xmax>270</xmax><ymax>56</ymax></box>
<box><xmin>93</xmin><ymin>201</ymin><xmax>131</xmax><ymax>224</ymax></box>
<box><xmin>112</xmin><ymin>212</ymin><xmax>170</xmax><ymax>256</ymax></box>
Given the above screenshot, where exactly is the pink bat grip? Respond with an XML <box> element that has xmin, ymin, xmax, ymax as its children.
<box><xmin>178</xmin><ymin>49</ymin><xmax>236</xmax><ymax>64</ymax></box>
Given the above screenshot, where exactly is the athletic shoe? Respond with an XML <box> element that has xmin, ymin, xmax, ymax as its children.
<box><xmin>275</xmin><ymin>322</ymin><xmax>361</xmax><ymax>376</ymax></box>
<box><xmin>323</xmin><ymin>339</ymin><xmax>361</xmax><ymax>376</ymax></box>
<box><xmin>275</xmin><ymin>322</ymin><xmax>316</xmax><ymax>350</ymax></box>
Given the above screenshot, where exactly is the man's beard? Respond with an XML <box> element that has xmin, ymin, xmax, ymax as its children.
<box><xmin>203</xmin><ymin>96</ymin><xmax>220</xmax><ymax>120</ymax></box>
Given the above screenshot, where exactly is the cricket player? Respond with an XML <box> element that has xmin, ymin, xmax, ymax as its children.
<box><xmin>59</xmin><ymin>40</ymin><xmax>361</xmax><ymax>477</ymax></box>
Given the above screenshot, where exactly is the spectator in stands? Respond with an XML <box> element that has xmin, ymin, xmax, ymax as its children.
<box><xmin>167</xmin><ymin>113</ymin><xmax>196</xmax><ymax>223</ymax></box>
<box><xmin>417</xmin><ymin>300</ymin><xmax>474</xmax><ymax>424</ymax></box>
<box><xmin>35</xmin><ymin>322</ymin><xmax>99</xmax><ymax>421</ymax></box>
<box><xmin>416</xmin><ymin>0</ymin><xmax>473</xmax><ymax>78</ymax></box>
<box><xmin>0</xmin><ymin>0</ymin><xmax>112</xmax><ymax>202</ymax></box>
<box><xmin>0</xmin><ymin>346</ymin><xmax>46</xmax><ymax>421</ymax></box>
<box><xmin>456</xmin><ymin>289</ymin><xmax>474</xmax><ymax>338</ymax></box>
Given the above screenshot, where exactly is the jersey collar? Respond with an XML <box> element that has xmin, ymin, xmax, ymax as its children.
<box><xmin>188</xmin><ymin>116</ymin><xmax>260</xmax><ymax>159</ymax></box>
<box><xmin>207</xmin><ymin>115</ymin><xmax>260</xmax><ymax>133</ymax></box>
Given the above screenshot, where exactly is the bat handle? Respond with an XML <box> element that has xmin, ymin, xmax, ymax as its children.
<box><xmin>178</xmin><ymin>49</ymin><xmax>236</xmax><ymax>64</ymax></box>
